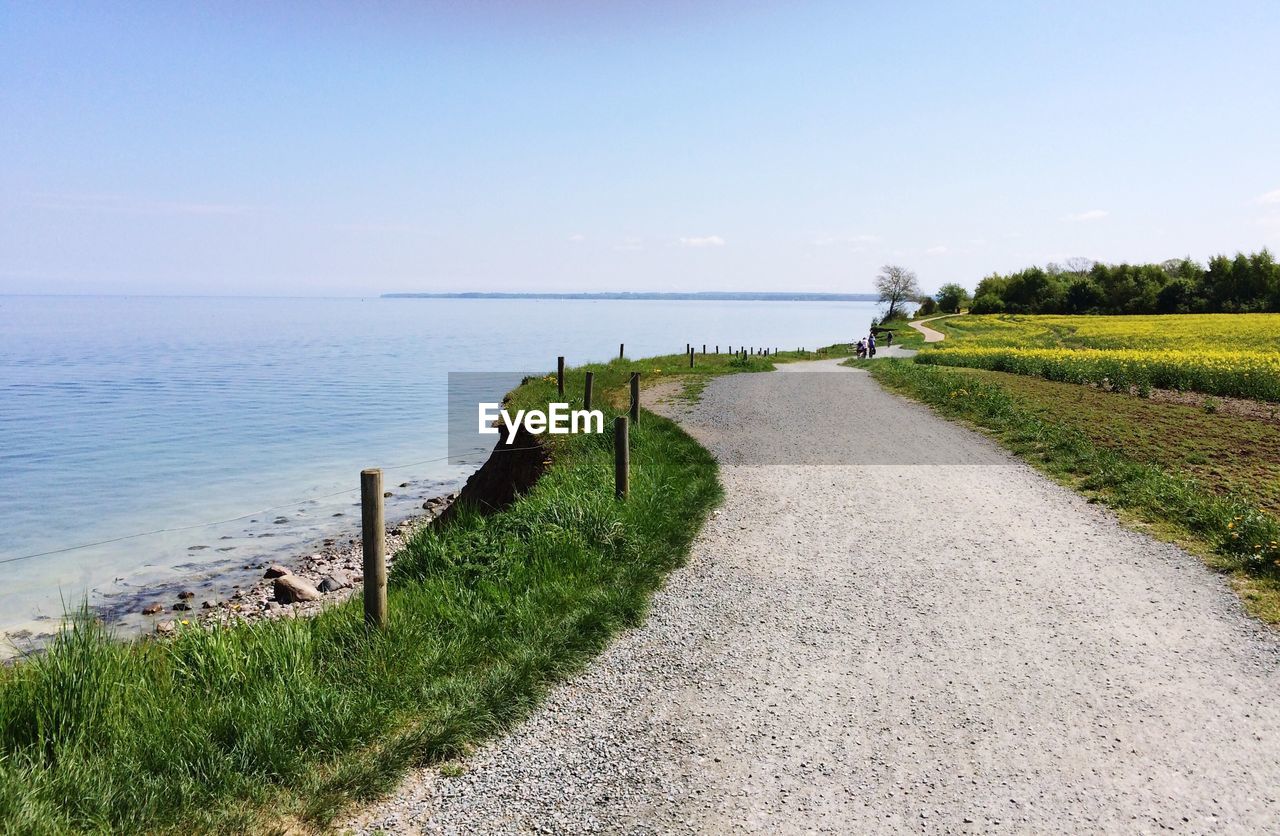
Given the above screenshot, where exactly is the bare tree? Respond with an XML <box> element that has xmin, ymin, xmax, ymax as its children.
<box><xmin>1063</xmin><ymin>256</ymin><xmax>1095</xmax><ymax>278</ymax></box>
<box><xmin>875</xmin><ymin>265</ymin><xmax>920</xmax><ymax>320</ymax></box>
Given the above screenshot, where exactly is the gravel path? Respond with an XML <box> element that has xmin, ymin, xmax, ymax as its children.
<box><xmin>343</xmin><ymin>359</ymin><xmax>1280</xmax><ymax>834</ymax></box>
<box><xmin>909</xmin><ymin>315</ymin><xmax>954</xmax><ymax>343</ymax></box>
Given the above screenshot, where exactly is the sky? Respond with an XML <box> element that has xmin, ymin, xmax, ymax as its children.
<box><xmin>2</xmin><ymin>0</ymin><xmax>1279</xmax><ymax>297</ymax></box>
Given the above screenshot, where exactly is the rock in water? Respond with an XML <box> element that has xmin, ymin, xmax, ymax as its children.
<box><xmin>273</xmin><ymin>575</ymin><xmax>321</xmax><ymax>604</ymax></box>
<box><xmin>263</xmin><ymin>564</ymin><xmax>291</xmax><ymax>579</ymax></box>
<box><xmin>141</xmin><ymin>603</ymin><xmax>163</xmax><ymax>616</ymax></box>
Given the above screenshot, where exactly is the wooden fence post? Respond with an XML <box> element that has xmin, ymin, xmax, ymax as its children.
<box><xmin>557</xmin><ymin>356</ymin><xmax>565</xmax><ymax>396</ymax></box>
<box><xmin>583</xmin><ymin>371</ymin><xmax>594</xmax><ymax>412</ymax></box>
<box><xmin>614</xmin><ymin>416</ymin><xmax>629</xmax><ymax>499</ymax></box>
<box><xmin>361</xmin><ymin>468</ymin><xmax>387</xmax><ymax>628</ymax></box>
<box><xmin>629</xmin><ymin>372</ymin><xmax>640</xmax><ymax>424</ymax></box>
<box><xmin>619</xmin><ymin>343</ymin><xmax>625</xmax><ymax>359</ymax></box>
<box><xmin>688</xmin><ymin>347</ymin><xmax>694</xmax><ymax>368</ymax></box>
<box><xmin>702</xmin><ymin>344</ymin><xmax>706</xmax><ymax>354</ymax></box>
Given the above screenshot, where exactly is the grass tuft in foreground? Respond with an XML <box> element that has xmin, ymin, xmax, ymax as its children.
<box><xmin>0</xmin><ymin>360</ymin><xmax>722</xmax><ymax>834</ymax></box>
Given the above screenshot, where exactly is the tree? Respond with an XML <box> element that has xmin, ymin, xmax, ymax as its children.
<box><xmin>934</xmin><ymin>282</ymin><xmax>970</xmax><ymax>313</ymax></box>
<box><xmin>970</xmin><ymin>293</ymin><xmax>1005</xmax><ymax>314</ymax></box>
<box><xmin>1065</xmin><ymin>278</ymin><xmax>1103</xmax><ymax>314</ymax></box>
<box><xmin>875</xmin><ymin>265</ymin><xmax>920</xmax><ymax>321</ymax></box>
<box><xmin>1063</xmin><ymin>256</ymin><xmax>1095</xmax><ymax>279</ymax></box>
<box><xmin>916</xmin><ymin>296</ymin><xmax>938</xmax><ymax>316</ymax></box>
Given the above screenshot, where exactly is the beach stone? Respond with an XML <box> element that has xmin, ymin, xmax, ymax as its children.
<box><xmin>274</xmin><ymin>575</ymin><xmax>321</xmax><ymax>604</ymax></box>
<box><xmin>142</xmin><ymin>603</ymin><xmax>163</xmax><ymax>616</ymax></box>
<box><xmin>172</xmin><ymin>602</ymin><xmax>190</xmax><ymax>612</ymax></box>
<box><xmin>155</xmin><ymin>620</ymin><xmax>175</xmax><ymax>635</ymax></box>
<box><xmin>317</xmin><ymin>572</ymin><xmax>352</xmax><ymax>593</ymax></box>
<box><xmin>201</xmin><ymin>600</ymin><xmax>215</xmax><ymax>610</ymax></box>
<box><xmin>263</xmin><ymin>564</ymin><xmax>291</xmax><ymax>579</ymax></box>
<box><xmin>177</xmin><ymin>590</ymin><xmax>194</xmax><ymax>599</ymax></box>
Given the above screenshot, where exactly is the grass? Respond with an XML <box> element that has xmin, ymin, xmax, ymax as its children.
<box><xmin>877</xmin><ymin>317</ymin><xmax>925</xmax><ymax>351</ymax></box>
<box><xmin>853</xmin><ymin>358</ymin><xmax>1280</xmax><ymax>621</ymax></box>
<box><xmin>0</xmin><ymin>352</ymin><xmax>748</xmax><ymax>834</ymax></box>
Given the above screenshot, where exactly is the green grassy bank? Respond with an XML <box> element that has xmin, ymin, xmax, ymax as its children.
<box><xmin>854</xmin><ymin>358</ymin><xmax>1280</xmax><ymax>621</ymax></box>
<box><xmin>0</xmin><ymin>348</ymin><xmax>829</xmax><ymax>834</ymax></box>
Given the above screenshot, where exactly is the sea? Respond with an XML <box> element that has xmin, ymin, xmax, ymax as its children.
<box><xmin>0</xmin><ymin>295</ymin><xmax>881</xmax><ymax>641</ymax></box>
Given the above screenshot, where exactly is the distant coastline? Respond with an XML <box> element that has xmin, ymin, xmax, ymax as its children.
<box><xmin>383</xmin><ymin>291</ymin><xmax>880</xmax><ymax>302</ymax></box>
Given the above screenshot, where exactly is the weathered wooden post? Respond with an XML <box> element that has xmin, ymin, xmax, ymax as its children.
<box><xmin>686</xmin><ymin>342</ymin><xmax>690</xmax><ymax>355</ymax></box>
<box><xmin>702</xmin><ymin>344</ymin><xmax>706</xmax><ymax>354</ymax></box>
<box><xmin>583</xmin><ymin>371</ymin><xmax>594</xmax><ymax>412</ymax></box>
<box><xmin>557</xmin><ymin>356</ymin><xmax>565</xmax><ymax>396</ymax></box>
<box><xmin>715</xmin><ymin>345</ymin><xmax>719</xmax><ymax>354</ymax></box>
<box><xmin>614</xmin><ymin>416</ymin><xmax>629</xmax><ymax>499</ymax></box>
<box><xmin>619</xmin><ymin>343</ymin><xmax>625</xmax><ymax>359</ymax></box>
<box><xmin>688</xmin><ymin>347</ymin><xmax>694</xmax><ymax>368</ymax></box>
<box><xmin>629</xmin><ymin>372</ymin><xmax>640</xmax><ymax>424</ymax></box>
<box><xmin>361</xmin><ymin>468</ymin><xmax>387</xmax><ymax>628</ymax></box>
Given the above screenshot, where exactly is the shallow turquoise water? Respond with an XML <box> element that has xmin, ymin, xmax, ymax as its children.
<box><xmin>0</xmin><ymin>295</ymin><xmax>879</xmax><ymax>633</ymax></box>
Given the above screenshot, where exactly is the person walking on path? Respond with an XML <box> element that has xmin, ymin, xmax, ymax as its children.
<box><xmin>868</xmin><ymin>332</ymin><xmax>877</xmax><ymax>358</ymax></box>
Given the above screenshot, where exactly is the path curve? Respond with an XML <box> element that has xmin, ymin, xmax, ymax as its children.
<box><xmin>346</xmin><ymin>357</ymin><xmax>1280</xmax><ymax>834</ymax></box>
<box><xmin>909</xmin><ymin>314</ymin><xmax>957</xmax><ymax>343</ymax></box>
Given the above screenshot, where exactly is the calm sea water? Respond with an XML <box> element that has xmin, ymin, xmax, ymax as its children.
<box><xmin>0</xmin><ymin>295</ymin><xmax>880</xmax><ymax>637</ymax></box>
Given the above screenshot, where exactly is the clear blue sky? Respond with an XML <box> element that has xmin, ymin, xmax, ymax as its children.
<box><xmin>3</xmin><ymin>1</ymin><xmax>1278</xmax><ymax>297</ymax></box>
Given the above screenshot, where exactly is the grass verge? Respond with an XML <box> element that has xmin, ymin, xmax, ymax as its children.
<box><xmin>0</xmin><ymin>355</ymin><xmax>733</xmax><ymax>834</ymax></box>
<box><xmin>852</xmin><ymin>358</ymin><xmax>1280</xmax><ymax>621</ymax></box>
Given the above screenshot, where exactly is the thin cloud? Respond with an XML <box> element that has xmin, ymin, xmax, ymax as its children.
<box><xmin>813</xmin><ymin>233</ymin><xmax>879</xmax><ymax>247</ymax></box>
<box><xmin>679</xmin><ymin>235</ymin><xmax>726</xmax><ymax>248</ymax></box>
<box><xmin>1064</xmin><ymin>209</ymin><xmax>1109</xmax><ymax>222</ymax></box>
<box><xmin>1255</xmin><ymin>189</ymin><xmax>1280</xmax><ymax>205</ymax></box>
<box><xmin>29</xmin><ymin>192</ymin><xmax>258</xmax><ymax>216</ymax></box>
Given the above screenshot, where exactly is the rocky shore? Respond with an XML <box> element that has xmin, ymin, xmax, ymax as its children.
<box><xmin>143</xmin><ymin>491</ymin><xmax>459</xmax><ymax>636</ymax></box>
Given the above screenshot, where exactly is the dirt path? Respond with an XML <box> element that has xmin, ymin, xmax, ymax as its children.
<box><xmin>346</xmin><ymin>359</ymin><xmax>1280</xmax><ymax>834</ymax></box>
<box><xmin>909</xmin><ymin>314</ymin><xmax>956</xmax><ymax>343</ymax></box>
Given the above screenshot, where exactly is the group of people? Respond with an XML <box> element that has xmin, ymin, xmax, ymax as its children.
<box><xmin>855</xmin><ymin>329</ymin><xmax>890</xmax><ymax>359</ymax></box>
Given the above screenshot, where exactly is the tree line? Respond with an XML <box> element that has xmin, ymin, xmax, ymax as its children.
<box><xmin>966</xmin><ymin>250</ymin><xmax>1280</xmax><ymax>315</ymax></box>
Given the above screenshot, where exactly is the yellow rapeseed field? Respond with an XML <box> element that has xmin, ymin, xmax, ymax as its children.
<box><xmin>919</xmin><ymin>314</ymin><xmax>1280</xmax><ymax>401</ymax></box>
